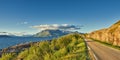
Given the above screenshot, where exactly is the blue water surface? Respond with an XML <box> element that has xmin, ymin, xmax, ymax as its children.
<box><xmin>0</xmin><ymin>37</ymin><xmax>53</xmax><ymax>49</ymax></box>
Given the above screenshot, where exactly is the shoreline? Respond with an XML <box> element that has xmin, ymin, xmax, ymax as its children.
<box><xmin>0</xmin><ymin>40</ymin><xmax>52</xmax><ymax>57</ymax></box>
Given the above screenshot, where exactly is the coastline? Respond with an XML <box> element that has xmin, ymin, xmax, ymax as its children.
<box><xmin>0</xmin><ymin>40</ymin><xmax>51</xmax><ymax>57</ymax></box>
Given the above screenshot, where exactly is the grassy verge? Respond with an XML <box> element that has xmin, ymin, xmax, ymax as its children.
<box><xmin>0</xmin><ymin>33</ymin><xmax>90</xmax><ymax>60</ymax></box>
<box><xmin>91</xmin><ymin>38</ymin><xmax>120</xmax><ymax>50</ymax></box>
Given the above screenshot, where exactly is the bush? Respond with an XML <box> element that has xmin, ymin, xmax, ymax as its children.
<box><xmin>0</xmin><ymin>33</ymin><xmax>87</xmax><ymax>60</ymax></box>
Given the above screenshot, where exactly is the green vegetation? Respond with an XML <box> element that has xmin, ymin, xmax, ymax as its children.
<box><xmin>0</xmin><ymin>33</ymin><xmax>89</xmax><ymax>60</ymax></box>
<box><xmin>91</xmin><ymin>38</ymin><xmax>120</xmax><ymax>50</ymax></box>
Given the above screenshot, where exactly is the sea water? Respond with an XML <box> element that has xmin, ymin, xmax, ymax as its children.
<box><xmin>0</xmin><ymin>37</ymin><xmax>53</xmax><ymax>49</ymax></box>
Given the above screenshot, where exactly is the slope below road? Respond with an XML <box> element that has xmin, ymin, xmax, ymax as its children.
<box><xmin>86</xmin><ymin>39</ymin><xmax>120</xmax><ymax>60</ymax></box>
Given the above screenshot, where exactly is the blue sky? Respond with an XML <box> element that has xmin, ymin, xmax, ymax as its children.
<box><xmin>0</xmin><ymin>0</ymin><xmax>120</xmax><ymax>34</ymax></box>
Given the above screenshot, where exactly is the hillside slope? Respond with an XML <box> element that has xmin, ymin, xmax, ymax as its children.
<box><xmin>0</xmin><ymin>34</ymin><xmax>88</xmax><ymax>60</ymax></box>
<box><xmin>87</xmin><ymin>20</ymin><xmax>120</xmax><ymax>46</ymax></box>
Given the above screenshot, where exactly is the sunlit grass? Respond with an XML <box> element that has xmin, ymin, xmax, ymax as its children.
<box><xmin>0</xmin><ymin>33</ymin><xmax>88</xmax><ymax>60</ymax></box>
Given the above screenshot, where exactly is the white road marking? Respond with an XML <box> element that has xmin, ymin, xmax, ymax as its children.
<box><xmin>88</xmin><ymin>46</ymin><xmax>98</xmax><ymax>60</ymax></box>
<box><xmin>87</xmin><ymin>46</ymin><xmax>91</xmax><ymax>50</ymax></box>
<box><xmin>93</xmin><ymin>54</ymin><xmax>98</xmax><ymax>60</ymax></box>
<box><xmin>85</xmin><ymin>39</ymin><xmax>98</xmax><ymax>60</ymax></box>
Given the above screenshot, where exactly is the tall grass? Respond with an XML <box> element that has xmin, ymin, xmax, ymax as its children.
<box><xmin>0</xmin><ymin>33</ymin><xmax>88</xmax><ymax>60</ymax></box>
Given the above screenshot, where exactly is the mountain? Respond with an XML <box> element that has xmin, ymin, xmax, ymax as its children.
<box><xmin>87</xmin><ymin>20</ymin><xmax>120</xmax><ymax>46</ymax></box>
<box><xmin>0</xmin><ymin>35</ymin><xmax>10</xmax><ymax>37</ymax></box>
<box><xmin>0</xmin><ymin>32</ymin><xmax>11</xmax><ymax>37</ymax></box>
<box><xmin>0</xmin><ymin>32</ymin><xmax>33</xmax><ymax>37</ymax></box>
<box><xmin>34</xmin><ymin>29</ymin><xmax>69</xmax><ymax>37</ymax></box>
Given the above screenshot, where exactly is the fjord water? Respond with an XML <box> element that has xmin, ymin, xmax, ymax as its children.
<box><xmin>0</xmin><ymin>37</ymin><xmax>52</xmax><ymax>49</ymax></box>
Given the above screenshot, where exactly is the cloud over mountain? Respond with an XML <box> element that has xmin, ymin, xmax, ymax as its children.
<box><xmin>31</xmin><ymin>24</ymin><xmax>80</xmax><ymax>31</ymax></box>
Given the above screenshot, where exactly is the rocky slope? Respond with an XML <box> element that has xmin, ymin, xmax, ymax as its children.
<box><xmin>87</xmin><ymin>20</ymin><xmax>120</xmax><ymax>46</ymax></box>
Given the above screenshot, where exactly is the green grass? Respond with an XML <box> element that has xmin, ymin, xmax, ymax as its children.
<box><xmin>91</xmin><ymin>38</ymin><xmax>120</xmax><ymax>50</ymax></box>
<box><xmin>0</xmin><ymin>33</ymin><xmax>90</xmax><ymax>60</ymax></box>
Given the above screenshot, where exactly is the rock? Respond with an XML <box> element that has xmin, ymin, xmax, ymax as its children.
<box><xmin>87</xmin><ymin>20</ymin><xmax>120</xmax><ymax>46</ymax></box>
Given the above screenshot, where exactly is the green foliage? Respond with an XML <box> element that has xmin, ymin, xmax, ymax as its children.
<box><xmin>0</xmin><ymin>53</ymin><xmax>16</xmax><ymax>60</ymax></box>
<box><xmin>0</xmin><ymin>33</ymin><xmax>87</xmax><ymax>60</ymax></box>
<box><xmin>17</xmin><ymin>49</ymin><xmax>29</xmax><ymax>60</ymax></box>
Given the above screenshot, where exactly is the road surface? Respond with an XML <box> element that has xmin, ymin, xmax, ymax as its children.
<box><xmin>86</xmin><ymin>39</ymin><xmax>120</xmax><ymax>60</ymax></box>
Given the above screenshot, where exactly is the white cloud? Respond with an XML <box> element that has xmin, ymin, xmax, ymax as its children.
<box><xmin>31</xmin><ymin>24</ymin><xmax>81</xmax><ymax>31</ymax></box>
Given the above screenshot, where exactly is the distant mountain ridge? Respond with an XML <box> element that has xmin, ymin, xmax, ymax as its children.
<box><xmin>0</xmin><ymin>35</ymin><xmax>10</xmax><ymax>37</ymax></box>
<box><xmin>0</xmin><ymin>32</ymin><xmax>32</xmax><ymax>37</ymax></box>
<box><xmin>34</xmin><ymin>29</ymin><xmax>70</xmax><ymax>37</ymax></box>
<box><xmin>87</xmin><ymin>20</ymin><xmax>120</xmax><ymax>46</ymax></box>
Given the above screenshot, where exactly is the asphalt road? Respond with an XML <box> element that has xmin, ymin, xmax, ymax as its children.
<box><xmin>86</xmin><ymin>39</ymin><xmax>120</xmax><ymax>60</ymax></box>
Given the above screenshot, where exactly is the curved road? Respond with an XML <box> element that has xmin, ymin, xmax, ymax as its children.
<box><xmin>86</xmin><ymin>39</ymin><xmax>120</xmax><ymax>60</ymax></box>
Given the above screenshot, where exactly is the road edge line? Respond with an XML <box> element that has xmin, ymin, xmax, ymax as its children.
<box><xmin>88</xmin><ymin>46</ymin><xmax>98</xmax><ymax>60</ymax></box>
